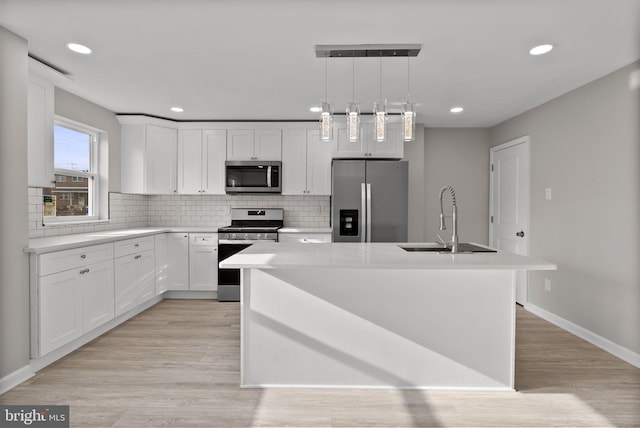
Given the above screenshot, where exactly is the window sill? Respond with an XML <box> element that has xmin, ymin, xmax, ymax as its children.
<box><xmin>42</xmin><ymin>219</ymin><xmax>110</xmax><ymax>227</ymax></box>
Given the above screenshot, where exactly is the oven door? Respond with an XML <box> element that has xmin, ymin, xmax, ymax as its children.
<box><xmin>217</xmin><ymin>241</ymin><xmax>253</xmax><ymax>301</ymax></box>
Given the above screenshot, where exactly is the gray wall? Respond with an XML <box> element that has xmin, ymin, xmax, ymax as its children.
<box><xmin>0</xmin><ymin>27</ymin><xmax>30</xmax><ymax>379</ymax></box>
<box><xmin>55</xmin><ymin>88</ymin><xmax>122</xmax><ymax>192</ymax></box>
<box><xmin>423</xmin><ymin>128</ymin><xmax>491</xmax><ymax>245</ymax></box>
<box><xmin>491</xmin><ymin>61</ymin><xmax>640</xmax><ymax>355</ymax></box>
<box><xmin>404</xmin><ymin>125</ymin><xmax>425</xmax><ymax>241</ymax></box>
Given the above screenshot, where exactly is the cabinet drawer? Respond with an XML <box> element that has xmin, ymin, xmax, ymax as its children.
<box><xmin>114</xmin><ymin>236</ymin><xmax>155</xmax><ymax>258</ymax></box>
<box><xmin>39</xmin><ymin>243</ymin><xmax>114</xmax><ymax>276</ymax></box>
<box><xmin>190</xmin><ymin>233</ymin><xmax>217</xmax><ymax>245</ymax></box>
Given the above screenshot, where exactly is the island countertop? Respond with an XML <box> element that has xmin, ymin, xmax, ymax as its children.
<box><xmin>219</xmin><ymin>241</ymin><xmax>556</xmax><ymax>270</ymax></box>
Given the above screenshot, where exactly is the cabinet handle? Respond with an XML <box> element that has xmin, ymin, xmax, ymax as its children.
<box><xmin>184</xmin><ymin>235</ymin><xmax>188</xmax><ymax>238</ymax></box>
<box><xmin>80</xmin><ymin>268</ymin><xmax>90</xmax><ymax>274</ymax></box>
<box><xmin>80</xmin><ymin>254</ymin><xmax>87</xmax><ymax>259</ymax></box>
<box><xmin>134</xmin><ymin>243</ymin><xmax>139</xmax><ymax>247</ymax></box>
<box><xmin>134</xmin><ymin>255</ymin><xmax>142</xmax><ymax>259</ymax></box>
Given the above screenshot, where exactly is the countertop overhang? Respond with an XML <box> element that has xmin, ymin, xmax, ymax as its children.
<box><xmin>219</xmin><ymin>241</ymin><xmax>557</xmax><ymax>271</ymax></box>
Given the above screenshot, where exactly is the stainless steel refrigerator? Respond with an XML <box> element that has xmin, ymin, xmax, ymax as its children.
<box><xmin>331</xmin><ymin>160</ymin><xmax>408</xmax><ymax>242</ymax></box>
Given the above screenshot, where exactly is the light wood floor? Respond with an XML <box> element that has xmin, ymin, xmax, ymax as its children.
<box><xmin>1</xmin><ymin>300</ymin><xmax>639</xmax><ymax>427</ymax></box>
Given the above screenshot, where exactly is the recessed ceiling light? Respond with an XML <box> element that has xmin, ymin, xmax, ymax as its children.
<box><xmin>529</xmin><ymin>44</ymin><xmax>554</xmax><ymax>56</ymax></box>
<box><xmin>450</xmin><ymin>107</ymin><xmax>464</xmax><ymax>113</ymax></box>
<box><xmin>66</xmin><ymin>42</ymin><xmax>92</xmax><ymax>54</ymax></box>
<box><xmin>309</xmin><ymin>106</ymin><xmax>322</xmax><ymax>113</ymax></box>
<box><xmin>170</xmin><ymin>107</ymin><xmax>184</xmax><ymax>113</ymax></box>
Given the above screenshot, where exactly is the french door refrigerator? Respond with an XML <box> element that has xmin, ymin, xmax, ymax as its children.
<box><xmin>331</xmin><ymin>160</ymin><xmax>408</xmax><ymax>242</ymax></box>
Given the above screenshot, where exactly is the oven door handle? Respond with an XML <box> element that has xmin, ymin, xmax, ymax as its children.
<box><xmin>218</xmin><ymin>240</ymin><xmax>259</xmax><ymax>245</ymax></box>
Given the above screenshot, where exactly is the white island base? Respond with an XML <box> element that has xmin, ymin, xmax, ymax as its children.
<box><xmin>241</xmin><ymin>268</ymin><xmax>516</xmax><ymax>391</ymax></box>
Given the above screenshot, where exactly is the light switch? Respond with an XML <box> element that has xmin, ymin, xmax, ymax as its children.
<box><xmin>545</xmin><ymin>188</ymin><xmax>552</xmax><ymax>200</ymax></box>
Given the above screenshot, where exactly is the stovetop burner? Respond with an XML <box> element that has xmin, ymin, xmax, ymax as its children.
<box><xmin>218</xmin><ymin>208</ymin><xmax>284</xmax><ymax>241</ymax></box>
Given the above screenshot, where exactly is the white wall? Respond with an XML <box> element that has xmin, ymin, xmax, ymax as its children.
<box><xmin>423</xmin><ymin>128</ymin><xmax>491</xmax><ymax>245</ymax></box>
<box><xmin>0</xmin><ymin>26</ymin><xmax>30</xmax><ymax>380</ymax></box>
<box><xmin>491</xmin><ymin>61</ymin><xmax>640</xmax><ymax>356</ymax></box>
<box><xmin>404</xmin><ymin>125</ymin><xmax>426</xmax><ymax>241</ymax></box>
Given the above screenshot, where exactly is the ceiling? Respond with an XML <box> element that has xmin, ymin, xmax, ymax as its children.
<box><xmin>1</xmin><ymin>0</ymin><xmax>639</xmax><ymax>127</ymax></box>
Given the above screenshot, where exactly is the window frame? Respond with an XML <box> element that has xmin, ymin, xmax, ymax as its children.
<box><xmin>44</xmin><ymin>116</ymin><xmax>103</xmax><ymax>225</ymax></box>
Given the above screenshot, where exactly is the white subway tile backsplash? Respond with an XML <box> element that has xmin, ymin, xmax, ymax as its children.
<box><xmin>27</xmin><ymin>189</ymin><xmax>330</xmax><ymax>238</ymax></box>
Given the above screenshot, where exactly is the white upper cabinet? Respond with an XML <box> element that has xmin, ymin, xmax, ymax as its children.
<box><xmin>282</xmin><ymin>129</ymin><xmax>331</xmax><ymax>195</ymax></box>
<box><xmin>177</xmin><ymin>129</ymin><xmax>226</xmax><ymax>194</ymax></box>
<box><xmin>27</xmin><ymin>74</ymin><xmax>55</xmax><ymax>188</ymax></box>
<box><xmin>227</xmin><ymin>129</ymin><xmax>282</xmax><ymax>160</ymax></box>
<box><xmin>145</xmin><ymin>125</ymin><xmax>178</xmax><ymax>194</ymax></box>
<box><xmin>121</xmin><ymin>124</ymin><xmax>178</xmax><ymax>194</ymax></box>
<box><xmin>332</xmin><ymin>122</ymin><xmax>403</xmax><ymax>159</ymax></box>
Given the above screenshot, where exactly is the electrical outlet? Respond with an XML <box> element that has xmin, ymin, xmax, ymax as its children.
<box><xmin>545</xmin><ymin>188</ymin><xmax>552</xmax><ymax>200</ymax></box>
<box><xmin>544</xmin><ymin>278</ymin><xmax>552</xmax><ymax>291</ymax></box>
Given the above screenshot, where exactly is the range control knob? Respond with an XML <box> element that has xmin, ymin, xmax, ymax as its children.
<box><xmin>256</xmin><ymin>234</ymin><xmax>262</xmax><ymax>239</ymax></box>
<box><xmin>244</xmin><ymin>233</ymin><xmax>249</xmax><ymax>240</ymax></box>
<box><xmin>231</xmin><ymin>233</ymin><xmax>237</xmax><ymax>239</ymax></box>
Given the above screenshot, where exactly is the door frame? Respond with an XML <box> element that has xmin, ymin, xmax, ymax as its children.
<box><xmin>489</xmin><ymin>135</ymin><xmax>531</xmax><ymax>303</ymax></box>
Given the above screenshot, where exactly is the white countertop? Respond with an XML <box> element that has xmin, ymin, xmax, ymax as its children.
<box><xmin>219</xmin><ymin>241</ymin><xmax>557</xmax><ymax>271</ymax></box>
<box><xmin>25</xmin><ymin>227</ymin><xmax>219</xmax><ymax>253</ymax></box>
<box><xmin>278</xmin><ymin>228</ymin><xmax>332</xmax><ymax>234</ymax></box>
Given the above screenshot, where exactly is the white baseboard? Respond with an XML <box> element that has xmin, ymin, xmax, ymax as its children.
<box><xmin>0</xmin><ymin>365</ymin><xmax>34</xmax><ymax>395</ymax></box>
<box><xmin>525</xmin><ymin>303</ymin><xmax>640</xmax><ymax>369</ymax></box>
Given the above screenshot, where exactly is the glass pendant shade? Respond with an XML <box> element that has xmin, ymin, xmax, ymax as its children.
<box><xmin>373</xmin><ymin>99</ymin><xmax>387</xmax><ymax>142</ymax></box>
<box><xmin>319</xmin><ymin>102</ymin><xmax>333</xmax><ymax>141</ymax></box>
<box><xmin>401</xmin><ymin>102</ymin><xmax>416</xmax><ymax>142</ymax></box>
<box><xmin>346</xmin><ymin>102</ymin><xmax>360</xmax><ymax>142</ymax></box>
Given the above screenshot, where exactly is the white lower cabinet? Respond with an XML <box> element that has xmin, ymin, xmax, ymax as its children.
<box><xmin>38</xmin><ymin>244</ymin><xmax>115</xmax><ymax>356</ymax></box>
<box><xmin>168</xmin><ymin>233</ymin><xmax>190</xmax><ymax>290</ymax></box>
<box><xmin>189</xmin><ymin>234</ymin><xmax>218</xmax><ymax>291</ymax></box>
<box><xmin>114</xmin><ymin>237</ymin><xmax>155</xmax><ymax>317</ymax></box>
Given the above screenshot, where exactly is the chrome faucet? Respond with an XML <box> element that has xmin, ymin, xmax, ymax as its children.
<box><xmin>439</xmin><ymin>185</ymin><xmax>459</xmax><ymax>254</ymax></box>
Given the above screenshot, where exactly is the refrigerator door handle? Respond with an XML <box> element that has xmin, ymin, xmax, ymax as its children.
<box><xmin>366</xmin><ymin>183</ymin><xmax>372</xmax><ymax>242</ymax></box>
<box><xmin>361</xmin><ymin>183</ymin><xmax>366</xmax><ymax>242</ymax></box>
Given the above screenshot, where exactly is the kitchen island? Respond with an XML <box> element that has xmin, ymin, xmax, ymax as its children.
<box><xmin>220</xmin><ymin>242</ymin><xmax>556</xmax><ymax>391</ymax></box>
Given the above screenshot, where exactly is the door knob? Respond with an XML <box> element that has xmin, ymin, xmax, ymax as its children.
<box><xmin>516</xmin><ymin>231</ymin><xmax>525</xmax><ymax>237</ymax></box>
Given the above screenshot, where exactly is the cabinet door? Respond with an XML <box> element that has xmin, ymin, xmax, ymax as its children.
<box><xmin>189</xmin><ymin>244</ymin><xmax>218</xmax><ymax>291</ymax></box>
<box><xmin>136</xmin><ymin>250</ymin><xmax>156</xmax><ymax>304</ymax></box>
<box><xmin>306</xmin><ymin>130</ymin><xmax>332</xmax><ymax>195</ymax></box>
<box><xmin>154</xmin><ymin>233</ymin><xmax>168</xmax><ymax>295</ymax></box>
<box><xmin>39</xmin><ymin>269</ymin><xmax>83</xmax><ymax>355</ymax></box>
<box><xmin>114</xmin><ymin>255</ymin><xmax>137</xmax><ymax>316</ymax></box>
<box><xmin>27</xmin><ymin>75</ymin><xmax>55</xmax><ymax>188</ymax></box>
<box><xmin>81</xmin><ymin>259</ymin><xmax>115</xmax><ymax>332</ymax></box>
<box><xmin>254</xmin><ymin>130</ymin><xmax>282</xmax><ymax>160</ymax></box>
<box><xmin>368</xmin><ymin>123</ymin><xmax>404</xmax><ymax>159</ymax></box>
<box><xmin>282</xmin><ymin>129</ymin><xmax>307</xmax><ymax>195</ymax></box>
<box><xmin>226</xmin><ymin>130</ymin><xmax>255</xmax><ymax>160</ymax></box>
<box><xmin>177</xmin><ymin>129</ymin><xmax>204</xmax><ymax>194</ymax></box>
<box><xmin>167</xmin><ymin>233</ymin><xmax>189</xmax><ymax>290</ymax></box>
<box><xmin>202</xmin><ymin>130</ymin><xmax>226</xmax><ymax>194</ymax></box>
<box><xmin>332</xmin><ymin>125</ymin><xmax>366</xmax><ymax>158</ymax></box>
<box><xmin>145</xmin><ymin>125</ymin><xmax>177</xmax><ymax>194</ymax></box>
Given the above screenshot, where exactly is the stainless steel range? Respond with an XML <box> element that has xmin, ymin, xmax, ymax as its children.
<box><xmin>217</xmin><ymin>208</ymin><xmax>283</xmax><ymax>301</ymax></box>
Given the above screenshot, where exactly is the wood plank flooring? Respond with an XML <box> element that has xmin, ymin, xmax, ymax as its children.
<box><xmin>1</xmin><ymin>300</ymin><xmax>639</xmax><ymax>427</ymax></box>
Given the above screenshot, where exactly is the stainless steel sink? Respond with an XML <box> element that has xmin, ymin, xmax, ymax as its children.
<box><xmin>399</xmin><ymin>243</ymin><xmax>497</xmax><ymax>253</ymax></box>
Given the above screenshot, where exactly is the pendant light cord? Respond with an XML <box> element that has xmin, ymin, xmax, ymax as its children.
<box><xmin>379</xmin><ymin>56</ymin><xmax>383</xmax><ymax>100</ymax></box>
<box><xmin>324</xmin><ymin>56</ymin><xmax>328</xmax><ymax>102</ymax></box>
<box><xmin>407</xmin><ymin>56</ymin><xmax>411</xmax><ymax>100</ymax></box>
<box><xmin>352</xmin><ymin>54</ymin><xmax>356</xmax><ymax>102</ymax></box>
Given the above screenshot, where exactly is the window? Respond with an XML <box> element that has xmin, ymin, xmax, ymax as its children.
<box><xmin>43</xmin><ymin>118</ymin><xmax>101</xmax><ymax>222</ymax></box>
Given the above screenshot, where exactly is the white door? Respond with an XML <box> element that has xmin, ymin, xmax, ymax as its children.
<box><xmin>490</xmin><ymin>136</ymin><xmax>530</xmax><ymax>304</ymax></box>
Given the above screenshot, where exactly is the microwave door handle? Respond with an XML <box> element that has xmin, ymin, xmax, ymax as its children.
<box><xmin>267</xmin><ymin>166</ymin><xmax>272</xmax><ymax>188</ymax></box>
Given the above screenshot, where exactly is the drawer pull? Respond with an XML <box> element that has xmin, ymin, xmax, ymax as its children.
<box><xmin>80</xmin><ymin>268</ymin><xmax>90</xmax><ymax>274</ymax></box>
<box><xmin>80</xmin><ymin>254</ymin><xmax>87</xmax><ymax>259</ymax></box>
<box><xmin>134</xmin><ymin>255</ymin><xmax>142</xmax><ymax>259</ymax></box>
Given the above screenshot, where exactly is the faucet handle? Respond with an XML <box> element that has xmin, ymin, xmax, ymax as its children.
<box><xmin>436</xmin><ymin>234</ymin><xmax>448</xmax><ymax>247</ymax></box>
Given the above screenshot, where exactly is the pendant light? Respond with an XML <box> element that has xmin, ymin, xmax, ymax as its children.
<box><xmin>346</xmin><ymin>54</ymin><xmax>360</xmax><ymax>143</ymax></box>
<box><xmin>402</xmin><ymin>56</ymin><xmax>416</xmax><ymax>142</ymax></box>
<box><xmin>373</xmin><ymin>55</ymin><xmax>387</xmax><ymax>142</ymax></box>
<box><xmin>319</xmin><ymin>57</ymin><xmax>333</xmax><ymax>142</ymax></box>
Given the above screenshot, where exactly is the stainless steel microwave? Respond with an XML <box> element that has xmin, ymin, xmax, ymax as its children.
<box><xmin>225</xmin><ymin>161</ymin><xmax>281</xmax><ymax>193</ymax></box>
